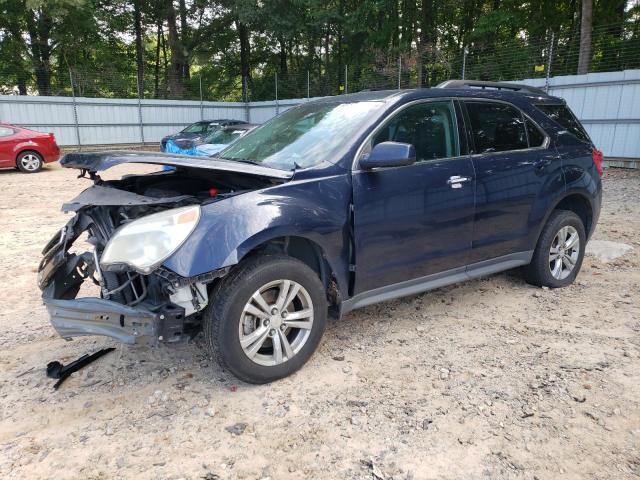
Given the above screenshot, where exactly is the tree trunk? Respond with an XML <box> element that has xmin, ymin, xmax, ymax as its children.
<box><xmin>166</xmin><ymin>0</ymin><xmax>184</xmax><ymax>97</ymax></box>
<box><xmin>279</xmin><ymin>36</ymin><xmax>288</xmax><ymax>73</ymax></box>
<box><xmin>178</xmin><ymin>0</ymin><xmax>190</xmax><ymax>80</ymax></box>
<box><xmin>161</xmin><ymin>22</ymin><xmax>169</xmax><ymax>98</ymax></box>
<box><xmin>6</xmin><ymin>17</ymin><xmax>28</xmax><ymax>95</ymax></box>
<box><xmin>577</xmin><ymin>0</ymin><xmax>592</xmax><ymax>74</ymax></box>
<box><xmin>154</xmin><ymin>21</ymin><xmax>162</xmax><ymax>98</ymax></box>
<box><xmin>25</xmin><ymin>7</ymin><xmax>52</xmax><ymax>96</ymax></box>
<box><xmin>236</xmin><ymin>20</ymin><xmax>251</xmax><ymax>101</ymax></box>
<box><xmin>420</xmin><ymin>0</ymin><xmax>436</xmax><ymax>86</ymax></box>
<box><xmin>133</xmin><ymin>0</ymin><xmax>144</xmax><ymax>97</ymax></box>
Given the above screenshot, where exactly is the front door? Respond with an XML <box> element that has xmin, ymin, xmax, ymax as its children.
<box><xmin>352</xmin><ymin>100</ymin><xmax>475</xmax><ymax>294</ymax></box>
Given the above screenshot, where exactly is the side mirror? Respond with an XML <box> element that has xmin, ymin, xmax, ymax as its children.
<box><xmin>359</xmin><ymin>141</ymin><xmax>416</xmax><ymax>169</ymax></box>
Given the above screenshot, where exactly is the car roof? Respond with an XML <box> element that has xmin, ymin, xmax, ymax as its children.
<box><xmin>201</xmin><ymin>119</ymin><xmax>247</xmax><ymax>124</ymax></box>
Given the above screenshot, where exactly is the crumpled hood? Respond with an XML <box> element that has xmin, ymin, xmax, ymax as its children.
<box><xmin>60</xmin><ymin>150</ymin><xmax>293</xmax><ymax>180</ymax></box>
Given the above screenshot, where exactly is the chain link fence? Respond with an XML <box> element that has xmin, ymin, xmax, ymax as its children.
<box><xmin>1</xmin><ymin>21</ymin><xmax>638</xmax><ymax>102</ymax></box>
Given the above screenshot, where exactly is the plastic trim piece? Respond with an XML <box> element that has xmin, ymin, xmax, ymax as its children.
<box><xmin>342</xmin><ymin>251</ymin><xmax>533</xmax><ymax>313</ymax></box>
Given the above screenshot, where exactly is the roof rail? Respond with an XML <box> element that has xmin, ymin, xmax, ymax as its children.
<box><xmin>435</xmin><ymin>80</ymin><xmax>547</xmax><ymax>96</ymax></box>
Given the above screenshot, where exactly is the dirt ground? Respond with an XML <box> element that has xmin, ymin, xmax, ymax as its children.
<box><xmin>0</xmin><ymin>161</ymin><xmax>638</xmax><ymax>480</ymax></box>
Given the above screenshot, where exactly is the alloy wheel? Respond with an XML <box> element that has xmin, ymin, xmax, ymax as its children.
<box><xmin>238</xmin><ymin>279</ymin><xmax>314</xmax><ymax>366</ymax></box>
<box><xmin>549</xmin><ymin>225</ymin><xmax>580</xmax><ymax>280</ymax></box>
<box><xmin>20</xmin><ymin>154</ymin><xmax>41</xmax><ymax>171</ymax></box>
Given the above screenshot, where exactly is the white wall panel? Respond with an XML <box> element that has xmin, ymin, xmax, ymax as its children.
<box><xmin>1</xmin><ymin>73</ymin><xmax>637</xmax><ymax>163</ymax></box>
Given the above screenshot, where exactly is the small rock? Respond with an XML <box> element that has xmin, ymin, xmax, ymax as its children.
<box><xmin>332</xmin><ymin>355</ymin><xmax>345</xmax><ymax>361</ymax></box>
<box><xmin>205</xmin><ymin>407</ymin><xmax>216</xmax><ymax>417</ymax></box>
<box><xmin>225</xmin><ymin>423</ymin><xmax>248</xmax><ymax>435</ymax></box>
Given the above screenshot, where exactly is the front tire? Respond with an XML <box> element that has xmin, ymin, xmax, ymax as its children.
<box><xmin>525</xmin><ymin>210</ymin><xmax>586</xmax><ymax>288</ymax></box>
<box><xmin>203</xmin><ymin>254</ymin><xmax>327</xmax><ymax>384</ymax></box>
<box><xmin>16</xmin><ymin>151</ymin><xmax>43</xmax><ymax>173</ymax></box>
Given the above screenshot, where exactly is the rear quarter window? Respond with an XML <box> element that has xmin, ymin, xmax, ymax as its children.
<box><xmin>536</xmin><ymin>104</ymin><xmax>591</xmax><ymax>143</ymax></box>
<box><xmin>0</xmin><ymin>127</ymin><xmax>15</xmax><ymax>137</ymax></box>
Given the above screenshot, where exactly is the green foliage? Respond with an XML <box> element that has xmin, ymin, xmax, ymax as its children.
<box><xmin>0</xmin><ymin>0</ymin><xmax>638</xmax><ymax>99</ymax></box>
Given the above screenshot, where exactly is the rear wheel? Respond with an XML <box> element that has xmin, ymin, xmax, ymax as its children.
<box><xmin>525</xmin><ymin>210</ymin><xmax>586</xmax><ymax>288</ymax></box>
<box><xmin>203</xmin><ymin>254</ymin><xmax>327</xmax><ymax>384</ymax></box>
<box><xmin>16</xmin><ymin>151</ymin><xmax>43</xmax><ymax>173</ymax></box>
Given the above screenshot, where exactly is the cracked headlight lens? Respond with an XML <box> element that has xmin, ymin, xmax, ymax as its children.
<box><xmin>100</xmin><ymin>205</ymin><xmax>200</xmax><ymax>274</ymax></box>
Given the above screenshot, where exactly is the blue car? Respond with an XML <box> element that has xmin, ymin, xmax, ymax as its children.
<box><xmin>160</xmin><ymin>119</ymin><xmax>248</xmax><ymax>152</ymax></box>
<box><xmin>39</xmin><ymin>80</ymin><xmax>602</xmax><ymax>383</ymax></box>
<box><xmin>163</xmin><ymin>124</ymin><xmax>257</xmax><ymax>157</ymax></box>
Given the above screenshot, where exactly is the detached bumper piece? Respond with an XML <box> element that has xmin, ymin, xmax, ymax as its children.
<box><xmin>47</xmin><ymin>347</ymin><xmax>115</xmax><ymax>390</ymax></box>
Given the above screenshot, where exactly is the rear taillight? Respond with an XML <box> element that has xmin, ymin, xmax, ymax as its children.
<box><xmin>592</xmin><ymin>148</ymin><xmax>603</xmax><ymax>177</ymax></box>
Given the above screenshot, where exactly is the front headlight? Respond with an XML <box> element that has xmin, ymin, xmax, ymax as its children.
<box><xmin>100</xmin><ymin>205</ymin><xmax>200</xmax><ymax>274</ymax></box>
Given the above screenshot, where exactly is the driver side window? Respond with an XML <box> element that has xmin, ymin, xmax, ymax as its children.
<box><xmin>372</xmin><ymin>100</ymin><xmax>459</xmax><ymax>162</ymax></box>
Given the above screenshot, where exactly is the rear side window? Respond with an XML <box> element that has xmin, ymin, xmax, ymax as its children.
<box><xmin>536</xmin><ymin>104</ymin><xmax>591</xmax><ymax>143</ymax></box>
<box><xmin>181</xmin><ymin>122</ymin><xmax>208</xmax><ymax>133</ymax></box>
<box><xmin>465</xmin><ymin>102</ymin><xmax>528</xmax><ymax>153</ymax></box>
<box><xmin>0</xmin><ymin>127</ymin><xmax>14</xmax><ymax>137</ymax></box>
<box><xmin>525</xmin><ymin>119</ymin><xmax>546</xmax><ymax>147</ymax></box>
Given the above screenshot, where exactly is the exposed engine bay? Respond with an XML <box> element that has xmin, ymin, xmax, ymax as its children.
<box><xmin>38</xmin><ymin>156</ymin><xmax>287</xmax><ymax>345</ymax></box>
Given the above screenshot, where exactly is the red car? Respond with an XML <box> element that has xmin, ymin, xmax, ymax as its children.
<box><xmin>0</xmin><ymin>123</ymin><xmax>60</xmax><ymax>173</ymax></box>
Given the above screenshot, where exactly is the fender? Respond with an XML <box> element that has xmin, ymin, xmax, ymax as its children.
<box><xmin>162</xmin><ymin>172</ymin><xmax>353</xmax><ymax>298</ymax></box>
<box><xmin>521</xmin><ymin>155</ymin><xmax>567</xmax><ymax>251</ymax></box>
<box><xmin>12</xmin><ymin>139</ymin><xmax>41</xmax><ymax>158</ymax></box>
<box><xmin>529</xmin><ymin>168</ymin><xmax>601</xmax><ymax>248</ymax></box>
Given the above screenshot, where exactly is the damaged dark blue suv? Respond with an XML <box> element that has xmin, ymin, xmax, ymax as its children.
<box><xmin>39</xmin><ymin>80</ymin><xmax>602</xmax><ymax>383</ymax></box>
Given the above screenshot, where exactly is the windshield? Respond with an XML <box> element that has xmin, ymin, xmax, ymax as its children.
<box><xmin>219</xmin><ymin>101</ymin><xmax>384</xmax><ymax>170</ymax></box>
<box><xmin>182</xmin><ymin>122</ymin><xmax>214</xmax><ymax>133</ymax></box>
<box><xmin>203</xmin><ymin>129</ymin><xmax>245</xmax><ymax>145</ymax></box>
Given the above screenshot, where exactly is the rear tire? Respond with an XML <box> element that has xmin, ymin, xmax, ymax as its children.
<box><xmin>203</xmin><ymin>254</ymin><xmax>327</xmax><ymax>384</ymax></box>
<box><xmin>16</xmin><ymin>151</ymin><xmax>43</xmax><ymax>173</ymax></box>
<box><xmin>525</xmin><ymin>210</ymin><xmax>586</xmax><ymax>288</ymax></box>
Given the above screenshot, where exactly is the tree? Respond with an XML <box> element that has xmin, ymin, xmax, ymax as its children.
<box><xmin>133</xmin><ymin>0</ymin><xmax>144</xmax><ymax>96</ymax></box>
<box><xmin>165</xmin><ymin>0</ymin><xmax>184</xmax><ymax>96</ymax></box>
<box><xmin>578</xmin><ymin>0</ymin><xmax>593</xmax><ymax>74</ymax></box>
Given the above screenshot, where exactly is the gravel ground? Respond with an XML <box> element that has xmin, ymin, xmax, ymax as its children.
<box><xmin>0</xmin><ymin>162</ymin><xmax>638</xmax><ymax>480</ymax></box>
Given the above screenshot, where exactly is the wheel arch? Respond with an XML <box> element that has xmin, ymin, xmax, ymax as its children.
<box><xmin>534</xmin><ymin>191</ymin><xmax>595</xmax><ymax>247</ymax></box>
<box><xmin>233</xmin><ymin>233</ymin><xmax>343</xmax><ymax>312</ymax></box>
<box><xmin>552</xmin><ymin>193</ymin><xmax>594</xmax><ymax>235</ymax></box>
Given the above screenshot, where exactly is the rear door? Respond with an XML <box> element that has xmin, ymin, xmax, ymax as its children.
<box><xmin>461</xmin><ymin>100</ymin><xmax>560</xmax><ymax>263</ymax></box>
<box><xmin>352</xmin><ymin>99</ymin><xmax>475</xmax><ymax>294</ymax></box>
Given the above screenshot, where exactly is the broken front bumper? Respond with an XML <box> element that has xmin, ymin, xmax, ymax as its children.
<box><xmin>42</xmin><ymin>282</ymin><xmax>187</xmax><ymax>346</ymax></box>
<box><xmin>38</xmin><ymin>216</ymin><xmax>187</xmax><ymax>345</ymax></box>
<box><xmin>45</xmin><ymin>297</ymin><xmax>158</xmax><ymax>345</ymax></box>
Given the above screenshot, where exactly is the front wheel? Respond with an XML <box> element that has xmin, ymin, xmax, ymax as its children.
<box><xmin>525</xmin><ymin>210</ymin><xmax>586</xmax><ymax>288</ymax></box>
<box><xmin>203</xmin><ymin>254</ymin><xmax>327</xmax><ymax>384</ymax></box>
